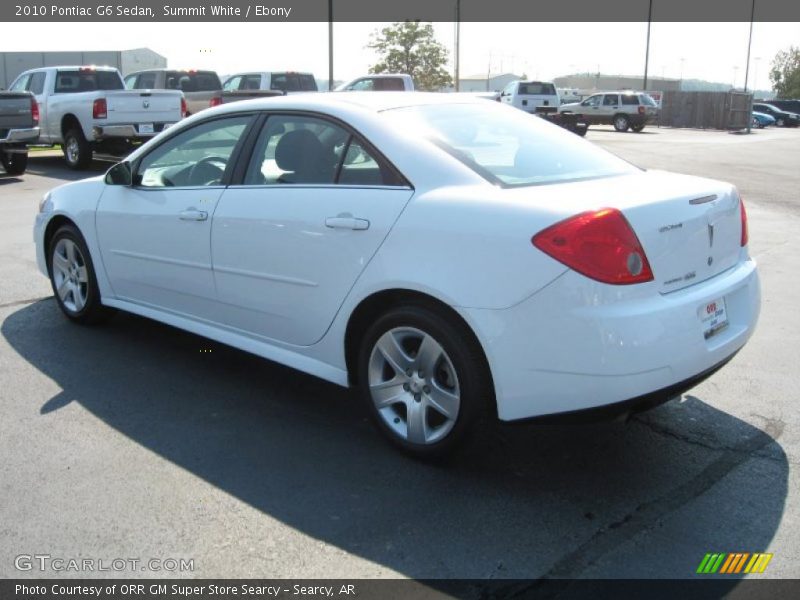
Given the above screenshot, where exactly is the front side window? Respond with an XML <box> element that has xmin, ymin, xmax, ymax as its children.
<box><xmin>136</xmin><ymin>115</ymin><xmax>252</xmax><ymax>188</ymax></box>
<box><xmin>582</xmin><ymin>95</ymin><xmax>601</xmax><ymax>107</ymax></box>
<box><xmin>28</xmin><ymin>73</ymin><xmax>45</xmax><ymax>95</ymax></box>
<box><xmin>383</xmin><ymin>102</ymin><xmax>638</xmax><ymax>187</ymax></box>
<box><xmin>133</xmin><ymin>72</ymin><xmax>157</xmax><ymax>90</ymax></box>
<box><xmin>243</xmin><ymin>115</ymin><xmax>402</xmax><ymax>186</ymax></box>
<box><xmin>223</xmin><ymin>76</ymin><xmax>242</xmax><ymax>91</ymax></box>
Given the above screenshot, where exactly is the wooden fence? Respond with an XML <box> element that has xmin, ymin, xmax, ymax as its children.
<box><xmin>658</xmin><ymin>91</ymin><xmax>753</xmax><ymax>130</ymax></box>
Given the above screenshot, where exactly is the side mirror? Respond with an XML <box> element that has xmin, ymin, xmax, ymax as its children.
<box><xmin>105</xmin><ymin>161</ymin><xmax>132</xmax><ymax>186</ymax></box>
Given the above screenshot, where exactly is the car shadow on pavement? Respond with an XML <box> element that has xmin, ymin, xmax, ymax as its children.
<box><xmin>24</xmin><ymin>155</ymin><xmax>109</xmax><ymax>182</ymax></box>
<box><xmin>2</xmin><ymin>300</ymin><xmax>788</xmax><ymax>586</ymax></box>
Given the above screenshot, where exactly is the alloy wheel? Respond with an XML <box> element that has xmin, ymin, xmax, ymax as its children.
<box><xmin>367</xmin><ymin>327</ymin><xmax>460</xmax><ymax>445</ymax></box>
<box><xmin>52</xmin><ymin>238</ymin><xmax>89</xmax><ymax>313</ymax></box>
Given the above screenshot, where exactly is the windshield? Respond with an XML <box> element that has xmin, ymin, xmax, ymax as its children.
<box><xmin>382</xmin><ymin>102</ymin><xmax>638</xmax><ymax>187</ymax></box>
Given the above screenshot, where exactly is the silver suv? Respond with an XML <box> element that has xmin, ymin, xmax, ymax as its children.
<box><xmin>559</xmin><ymin>91</ymin><xmax>659</xmax><ymax>132</ymax></box>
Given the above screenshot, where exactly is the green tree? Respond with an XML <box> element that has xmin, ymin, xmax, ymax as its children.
<box><xmin>368</xmin><ymin>21</ymin><xmax>453</xmax><ymax>91</ymax></box>
<box><xmin>769</xmin><ymin>46</ymin><xmax>800</xmax><ymax>99</ymax></box>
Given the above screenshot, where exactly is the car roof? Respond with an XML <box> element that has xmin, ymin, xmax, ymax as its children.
<box><xmin>210</xmin><ymin>91</ymin><xmax>487</xmax><ymax>115</ymax></box>
<box><xmin>24</xmin><ymin>66</ymin><xmax>119</xmax><ymax>72</ymax></box>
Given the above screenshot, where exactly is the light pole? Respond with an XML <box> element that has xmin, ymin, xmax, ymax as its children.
<box><xmin>743</xmin><ymin>0</ymin><xmax>756</xmax><ymax>92</ymax></box>
<box><xmin>643</xmin><ymin>0</ymin><xmax>653</xmax><ymax>90</ymax></box>
<box><xmin>328</xmin><ymin>0</ymin><xmax>333</xmax><ymax>91</ymax></box>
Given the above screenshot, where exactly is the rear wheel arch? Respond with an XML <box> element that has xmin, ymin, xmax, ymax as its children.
<box><xmin>344</xmin><ymin>289</ymin><xmax>496</xmax><ymax>412</ymax></box>
<box><xmin>60</xmin><ymin>114</ymin><xmax>82</xmax><ymax>139</ymax></box>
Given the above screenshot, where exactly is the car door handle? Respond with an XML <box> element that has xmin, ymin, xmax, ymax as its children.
<box><xmin>179</xmin><ymin>209</ymin><xmax>208</xmax><ymax>221</ymax></box>
<box><xmin>325</xmin><ymin>216</ymin><xmax>369</xmax><ymax>230</ymax></box>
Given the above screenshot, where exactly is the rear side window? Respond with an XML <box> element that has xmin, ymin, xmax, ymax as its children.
<box><xmin>269</xmin><ymin>73</ymin><xmax>318</xmax><ymax>92</ymax></box>
<box><xmin>640</xmin><ymin>94</ymin><xmax>658</xmax><ymax>107</ymax></box>
<box><xmin>166</xmin><ymin>71</ymin><xmax>221</xmax><ymax>92</ymax></box>
<box><xmin>243</xmin><ymin>75</ymin><xmax>262</xmax><ymax>90</ymax></box>
<box><xmin>518</xmin><ymin>83</ymin><xmax>556</xmax><ymax>95</ymax></box>
<box><xmin>603</xmin><ymin>94</ymin><xmax>619</xmax><ymax>106</ymax></box>
<box><xmin>28</xmin><ymin>72</ymin><xmax>46</xmax><ymax>95</ymax></box>
<box><xmin>55</xmin><ymin>70</ymin><xmax>123</xmax><ymax>93</ymax></box>
<box><xmin>10</xmin><ymin>74</ymin><xmax>30</xmax><ymax>92</ymax></box>
<box><xmin>621</xmin><ymin>94</ymin><xmax>640</xmax><ymax>105</ymax></box>
<box><xmin>243</xmin><ymin>115</ymin><xmax>402</xmax><ymax>186</ymax></box>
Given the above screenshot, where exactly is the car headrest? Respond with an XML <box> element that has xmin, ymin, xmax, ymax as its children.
<box><xmin>274</xmin><ymin>129</ymin><xmax>325</xmax><ymax>173</ymax></box>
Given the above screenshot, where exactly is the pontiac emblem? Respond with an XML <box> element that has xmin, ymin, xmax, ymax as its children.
<box><xmin>142</xmin><ymin>100</ymin><xmax>150</xmax><ymax>109</ymax></box>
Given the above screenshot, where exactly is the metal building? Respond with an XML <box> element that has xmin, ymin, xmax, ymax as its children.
<box><xmin>0</xmin><ymin>48</ymin><xmax>166</xmax><ymax>89</ymax></box>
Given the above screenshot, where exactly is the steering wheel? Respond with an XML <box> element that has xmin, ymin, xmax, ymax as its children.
<box><xmin>187</xmin><ymin>155</ymin><xmax>228</xmax><ymax>186</ymax></box>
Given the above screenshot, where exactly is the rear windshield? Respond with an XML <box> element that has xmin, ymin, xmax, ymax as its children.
<box><xmin>518</xmin><ymin>82</ymin><xmax>556</xmax><ymax>95</ymax></box>
<box><xmin>55</xmin><ymin>70</ymin><xmax>123</xmax><ymax>93</ymax></box>
<box><xmin>165</xmin><ymin>71</ymin><xmax>221</xmax><ymax>92</ymax></box>
<box><xmin>269</xmin><ymin>73</ymin><xmax>318</xmax><ymax>92</ymax></box>
<box><xmin>383</xmin><ymin>103</ymin><xmax>637</xmax><ymax>187</ymax></box>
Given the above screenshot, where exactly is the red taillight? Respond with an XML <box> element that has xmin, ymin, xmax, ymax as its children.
<box><xmin>209</xmin><ymin>96</ymin><xmax>222</xmax><ymax>107</ymax></box>
<box><xmin>532</xmin><ymin>208</ymin><xmax>654</xmax><ymax>285</ymax></box>
<box><xmin>30</xmin><ymin>96</ymin><xmax>39</xmax><ymax>126</ymax></box>
<box><xmin>92</xmin><ymin>98</ymin><xmax>107</xmax><ymax>119</ymax></box>
<box><xmin>180</xmin><ymin>97</ymin><xmax>187</xmax><ymax>118</ymax></box>
<box><xmin>740</xmin><ymin>197</ymin><xmax>748</xmax><ymax>246</ymax></box>
<box><xmin>638</xmin><ymin>105</ymin><xmax>645</xmax><ymax>115</ymax></box>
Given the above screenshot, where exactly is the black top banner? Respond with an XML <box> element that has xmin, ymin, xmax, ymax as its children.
<box><xmin>2</xmin><ymin>0</ymin><xmax>799</xmax><ymax>22</ymax></box>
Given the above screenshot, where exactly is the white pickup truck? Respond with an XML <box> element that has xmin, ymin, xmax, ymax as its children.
<box><xmin>9</xmin><ymin>66</ymin><xmax>185</xmax><ymax>169</ymax></box>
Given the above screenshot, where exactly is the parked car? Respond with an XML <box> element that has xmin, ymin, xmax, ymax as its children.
<box><xmin>499</xmin><ymin>80</ymin><xmax>560</xmax><ymax>114</ymax></box>
<box><xmin>335</xmin><ymin>74</ymin><xmax>414</xmax><ymax>92</ymax></box>
<box><xmin>0</xmin><ymin>90</ymin><xmax>39</xmax><ymax>175</ymax></box>
<box><xmin>559</xmin><ymin>91</ymin><xmax>659</xmax><ymax>132</ymax></box>
<box><xmin>751</xmin><ymin>103</ymin><xmax>800</xmax><ymax>127</ymax></box>
<box><xmin>751</xmin><ymin>111</ymin><xmax>776</xmax><ymax>129</ymax></box>
<box><xmin>10</xmin><ymin>66</ymin><xmax>184</xmax><ymax>169</ymax></box>
<box><xmin>222</xmin><ymin>71</ymin><xmax>318</xmax><ymax>94</ymax></box>
<box><xmin>34</xmin><ymin>93</ymin><xmax>760</xmax><ymax>457</ymax></box>
<box><xmin>755</xmin><ymin>99</ymin><xmax>800</xmax><ymax>114</ymax></box>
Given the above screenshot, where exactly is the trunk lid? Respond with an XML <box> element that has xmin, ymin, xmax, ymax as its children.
<box><xmin>104</xmin><ymin>90</ymin><xmax>182</xmax><ymax>124</ymax></box>
<box><xmin>515</xmin><ymin>170</ymin><xmax>744</xmax><ymax>293</ymax></box>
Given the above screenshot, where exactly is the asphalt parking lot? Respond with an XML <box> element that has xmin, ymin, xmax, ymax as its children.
<box><xmin>1</xmin><ymin>125</ymin><xmax>799</xmax><ymax>583</ymax></box>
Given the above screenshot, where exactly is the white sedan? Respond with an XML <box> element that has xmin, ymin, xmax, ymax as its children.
<box><xmin>34</xmin><ymin>93</ymin><xmax>760</xmax><ymax>457</ymax></box>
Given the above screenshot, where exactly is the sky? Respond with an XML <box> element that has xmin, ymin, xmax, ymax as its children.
<box><xmin>2</xmin><ymin>21</ymin><xmax>798</xmax><ymax>91</ymax></box>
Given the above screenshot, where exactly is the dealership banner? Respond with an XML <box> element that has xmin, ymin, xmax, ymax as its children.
<box><xmin>3</xmin><ymin>579</ymin><xmax>800</xmax><ymax>600</ymax></box>
<box><xmin>2</xmin><ymin>0</ymin><xmax>800</xmax><ymax>22</ymax></box>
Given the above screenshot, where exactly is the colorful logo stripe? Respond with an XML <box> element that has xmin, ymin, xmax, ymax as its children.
<box><xmin>696</xmin><ymin>553</ymin><xmax>773</xmax><ymax>574</ymax></box>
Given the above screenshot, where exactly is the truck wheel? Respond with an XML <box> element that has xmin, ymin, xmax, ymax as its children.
<box><xmin>575</xmin><ymin>125</ymin><xmax>588</xmax><ymax>137</ymax></box>
<box><xmin>1</xmin><ymin>151</ymin><xmax>28</xmax><ymax>175</ymax></box>
<box><xmin>632</xmin><ymin>124</ymin><xmax>645</xmax><ymax>133</ymax></box>
<box><xmin>63</xmin><ymin>129</ymin><xmax>92</xmax><ymax>170</ymax></box>
<box><xmin>613</xmin><ymin>115</ymin><xmax>630</xmax><ymax>132</ymax></box>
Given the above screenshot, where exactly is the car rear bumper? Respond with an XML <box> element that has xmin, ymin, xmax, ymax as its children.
<box><xmin>0</xmin><ymin>127</ymin><xmax>40</xmax><ymax>145</ymax></box>
<box><xmin>92</xmin><ymin>123</ymin><xmax>175</xmax><ymax>140</ymax></box>
<box><xmin>461</xmin><ymin>257</ymin><xmax>760</xmax><ymax>421</ymax></box>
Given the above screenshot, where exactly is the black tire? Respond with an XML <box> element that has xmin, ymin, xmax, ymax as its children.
<box><xmin>357</xmin><ymin>304</ymin><xmax>492</xmax><ymax>458</ymax></box>
<box><xmin>613</xmin><ymin>114</ymin><xmax>630</xmax><ymax>132</ymax></box>
<box><xmin>63</xmin><ymin>128</ymin><xmax>93</xmax><ymax>170</ymax></box>
<box><xmin>47</xmin><ymin>225</ymin><xmax>108</xmax><ymax>324</ymax></box>
<box><xmin>632</xmin><ymin>124</ymin><xmax>646</xmax><ymax>133</ymax></box>
<box><xmin>575</xmin><ymin>125</ymin><xmax>588</xmax><ymax>137</ymax></box>
<box><xmin>1</xmin><ymin>151</ymin><xmax>28</xmax><ymax>175</ymax></box>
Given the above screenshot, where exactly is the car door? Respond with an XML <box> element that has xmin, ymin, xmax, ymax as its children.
<box><xmin>578</xmin><ymin>94</ymin><xmax>602</xmax><ymax>123</ymax></box>
<box><xmin>601</xmin><ymin>93</ymin><xmax>619</xmax><ymax>124</ymax></box>
<box><xmin>95</xmin><ymin>113</ymin><xmax>255</xmax><ymax>320</ymax></box>
<box><xmin>211</xmin><ymin>113</ymin><xmax>414</xmax><ymax>346</ymax></box>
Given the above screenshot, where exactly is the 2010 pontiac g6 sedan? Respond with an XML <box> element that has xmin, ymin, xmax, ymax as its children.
<box><xmin>34</xmin><ymin>92</ymin><xmax>760</xmax><ymax>457</ymax></box>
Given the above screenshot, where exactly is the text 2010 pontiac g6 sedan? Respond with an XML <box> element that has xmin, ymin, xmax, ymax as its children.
<box><xmin>34</xmin><ymin>93</ymin><xmax>760</xmax><ymax>456</ymax></box>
